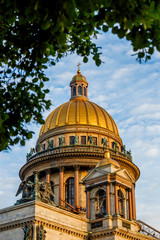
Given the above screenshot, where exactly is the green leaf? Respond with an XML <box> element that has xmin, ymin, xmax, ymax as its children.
<box><xmin>20</xmin><ymin>139</ymin><xmax>25</xmax><ymax>146</ymax></box>
<box><xmin>95</xmin><ymin>59</ymin><xmax>101</xmax><ymax>66</ymax></box>
<box><xmin>103</xmin><ymin>25</ymin><xmax>108</xmax><ymax>32</ymax></box>
<box><xmin>32</xmin><ymin>78</ymin><xmax>38</xmax><ymax>83</ymax></box>
<box><xmin>83</xmin><ymin>56</ymin><xmax>88</xmax><ymax>63</ymax></box>
<box><xmin>43</xmin><ymin>89</ymin><xmax>49</xmax><ymax>93</ymax></box>
<box><xmin>148</xmin><ymin>47</ymin><xmax>154</xmax><ymax>55</ymax></box>
<box><xmin>41</xmin><ymin>21</ymin><xmax>51</xmax><ymax>30</ymax></box>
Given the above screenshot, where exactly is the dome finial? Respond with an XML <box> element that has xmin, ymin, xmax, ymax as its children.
<box><xmin>77</xmin><ymin>62</ymin><xmax>81</xmax><ymax>74</ymax></box>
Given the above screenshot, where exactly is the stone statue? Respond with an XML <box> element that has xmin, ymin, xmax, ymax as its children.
<box><xmin>88</xmin><ymin>135</ymin><xmax>93</xmax><ymax>145</ymax></box>
<box><xmin>15</xmin><ymin>172</ymin><xmax>55</xmax><ymax>205</ymax></box>
<box><xmin>39</xmin><ymin>182</ymin><xmax>55</xmax><ymax>205</ymax></box>
<box><xmin>22</xmin><ymin>223</ymin><xmax>33</xmax><ymax>240</ymax></box>
<box><xmin>112</xmin><ymin>141</ymin><xmax>118</xmax><ymax>151</ymax></box>
<box><xmin>30</xmin><ymin>148</ymin><xmax>35</xmax><ymax>156</ymax></box>
<box><xmin>121</xmin><ymin>145</ymin><xmax>126</xmax><ymax>154</ymax></box>
<box><xmin>59</xmin><ymin>136</ymin><xmax>65</xmax><ymax>146</ymax></box>
<box><xmin>26</xmin><ymin>153</ymin><xmax>30</xmax><ymax>162</ymax></box>
<box><xmin>127</xmin><ymin>150</ymin><xmax>132</xmax><ymax>160</ymax></box>
<box><xmin>101</xmin><ymin>137</ymin><xmax>108</xmax><ymax>147</ymax></box>
<box><xmin>36</xmin><ymin>224</ymin><xmax>46</xmax><ymax>240</ymax></box>
<box><xmin>47</xmin><ymin>139</ymin><xmax>53</xmax><ymax>149</ymax></box>
<box><xmin>15</xmin><ymin>180</ymin><xmax>34</xmax><ymax>204</ymax></box>
<box><xmin>37</xmin><ymin>144</ymin><xmax>41</xmax><ymax>152</ymax></box>
<box><xmin>74</xmin><ymin>135</ymin><xmax>79</xmax><ymax>144</ymax></box>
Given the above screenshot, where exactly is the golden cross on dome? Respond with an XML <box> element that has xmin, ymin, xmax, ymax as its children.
<box><xmin>77</xmin><ymin>62</ymin><xmax>81</xmax><ymax>70</ymax></box>
<box><xmin>77</xmin><ymin>62</ymin><xmax>81</xmax><ymax>73</ymax></box>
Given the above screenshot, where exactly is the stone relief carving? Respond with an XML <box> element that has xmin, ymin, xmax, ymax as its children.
<box><xmin>36</xmin><ymin>224</ymin><xmax>46</xmax><ymax>240</ymax></box>
<box><xmin>22</xmin><ymin>223</ymin><xmax>33</xmax><ymax>240</ymax></box>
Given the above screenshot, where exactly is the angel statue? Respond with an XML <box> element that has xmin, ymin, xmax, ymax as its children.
<box><xmin>47</xmin><ymin>139</ymin><xmax>53</xmax><ymax>149</ymax></box>
<box><xmin>127</xmin><ymin>150</ymin><xmax>132</xmax><ymax>160</ymax></box>
<box><xmin>39</xmin><ymin>182</ymin><xmax>55</xmax><ymax>205</ymax></box>
<box><xmin>59</xmin><ymin>136</ymin><xmax>65</xmax><ymax>146</ymax></box>
<box><xmin>112</xmin><ymin>141</ymin><xmax>118</xmax><ymax>151</ymax></box>
<box><xmin>88</xmin><ymin>135</ymin><xmax>93</xmax><ymax>145</ymax></box>
<box><xmin>15</xmin><ymin>180</ymin><xmax>34</xmax><ymax>204</ymax></box>
<box><xmin>74</xmin><ymin>135</ymin><xmax>79</xmax><ymax>144</ymax></box>
<box><xmin>121</xmin><ymin>145</ymin><xmax>126</xmax><ymax>154</ymax></box>
<box><xmin>101</xmin><ymin>137</ymin><xmax>108</xmax><ymax>147</ymax></box>
<box><xmin>37</xmin><ymin>144</ymin><xmax>41</xmax><ymax>152</ymax></box>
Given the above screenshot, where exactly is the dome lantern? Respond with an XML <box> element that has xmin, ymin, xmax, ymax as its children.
<box><xmin>70</xmin><ymin>63</ymin><xmax>88</xmax><ymax>100</ymax></box>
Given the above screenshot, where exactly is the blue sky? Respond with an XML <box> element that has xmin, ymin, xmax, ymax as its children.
<box><xmin>0</xmin><ymin>31</ymin><xmax>160</xmax><ymax>230</ymax></box>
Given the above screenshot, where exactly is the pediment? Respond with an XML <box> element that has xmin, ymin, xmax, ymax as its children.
<box><xmin>82</xmin><ymin>168</ymin><xmax>108</xmax><ymax>182</ymax></box>
<box><xmin>116</xmin><ymin>169</ymin><xmax>134</xmax><ymax>182</ymax></box>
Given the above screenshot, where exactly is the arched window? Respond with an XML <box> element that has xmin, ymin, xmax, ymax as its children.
<box><xmin>78</xmin><ymin>85</ymin><xmax>82</xmax><ymax>95</ymax></box>
<box><xmin>118</xmin><ymin>190</ymin><xmax>124</xmax><ymax>217</ymax></box>
<box><xmin>84</xmin><ymin>87</ymin><xmax>86</xmax><ymax>96</ymax></box>
<box><xmin>50</xmin><ymin>181</ymin><xmax>54</xmax><ymax>202</ymax></box>
<box><xmin>65</xmin><ymin>177</ymin><xmax>74</xmax><ymax>206</ymax></box>
<box><xmin>95</xmin><ymin>189</ymin><xmax>106</xmax><ymax>218</ymax></box>
<box><xmin>73</xmin><ymin>86</ymin><xmax>76</xmax><ymax>96</ymax></box>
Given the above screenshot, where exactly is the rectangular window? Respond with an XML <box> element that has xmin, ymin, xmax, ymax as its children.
<box><xmin>69</xmin><ymin>136</ymin><xmax>74</xmax><ymax>145</ymax></box>
<box><xmin>81</xmin><ymin>136</ymin><xmax>86</xmax><ymax>145</ymax></box>
<box><xmin>93</xmin><ymin>137</ymin><xmax>97</xmax><ymax>145</ymax></box>
<box><xmin>48</xmin><ymin>139</ymin><xmax>54</xmax><ymax>149</ymax></box>
<box><xmin>42</xmin><ymin>144</ymin><xmax>45</xmax><ymax>151</ymax></box>
<box><xmin>51</xmin><ymin>140</ymin><xmax>54</xmax><ymax>148</ymax></box>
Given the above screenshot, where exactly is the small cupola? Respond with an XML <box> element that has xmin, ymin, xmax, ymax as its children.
<box><xmin>70</xmin><ymin>63</ymin><xmax>88</xmax><ymax>100</ymax></box>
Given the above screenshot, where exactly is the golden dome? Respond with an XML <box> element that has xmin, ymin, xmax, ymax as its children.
<box><xmin>39</xmin><ymin>98</ymin><xmax>119</xmax><ymax>136</ymax></box>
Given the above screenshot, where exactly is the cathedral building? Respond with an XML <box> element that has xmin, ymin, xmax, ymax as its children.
<box><xmin>0</xmin><ymin>68</ymin><xmax>158</xmax><ymax>239</ymax></box>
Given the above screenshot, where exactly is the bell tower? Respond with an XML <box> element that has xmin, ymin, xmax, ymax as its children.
<box><xmin>70</xmin><ymin>63</ymin><xmax>88</xmax><ymax>99</ymax></box>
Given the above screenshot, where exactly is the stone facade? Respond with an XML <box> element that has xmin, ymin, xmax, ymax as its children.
<box><xmin>0</xmin><ymin>201</ymin><xmax>156</xmax><ymax>240</ymax></box>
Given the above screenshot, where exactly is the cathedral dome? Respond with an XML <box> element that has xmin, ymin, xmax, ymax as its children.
<box><xmin>39</xmin><ymin>98</ymin><xmax>119</xmax><ymax>137</ymax></box>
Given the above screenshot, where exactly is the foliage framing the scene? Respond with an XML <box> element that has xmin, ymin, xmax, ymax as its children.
<box><xmin>1</xmin><ymin>0</ymin><xmax>160</xmax><ymax>151</ymax></box>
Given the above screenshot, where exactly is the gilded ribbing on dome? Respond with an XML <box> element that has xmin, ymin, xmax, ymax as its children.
<box><xmin>39</xmin><ymin>99</ymin><xmax>120</xmax><ymax>137</ymax></box>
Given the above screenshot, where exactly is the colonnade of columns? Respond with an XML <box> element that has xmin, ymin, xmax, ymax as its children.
<box><xmin>45</xmin><ymin>167</ymin><xmax>80</xmax><ymax>209</ymax></box>
<box><xmin>58</xmin><ymin>166</ymin><xmax>80</xmax><ymax>210</ymax></box>
<box><xmin>86</xmin><ymin>183</ymin><xmax>136</xmax><ymax>220</ymax></box>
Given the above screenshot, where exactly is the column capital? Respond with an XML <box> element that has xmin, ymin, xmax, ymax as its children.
<box><xmin>74</xmin><ymin>165</ymin><xmax>80</xmax><ymax>171</ymax></box>
<box><xmin>113</xmin><ymin>181</ymin><xmax>118</xmax><ymax>186</ymax></box>
<box><xmin>45</xmin><ymin>169</ymin><xmax>51</xmax><ymax>174</ymax></box>
<box><xmin>105</xmin><ymin>181</ymin><xmax>110</xmax><ymax>186</ymax></box>
<box><xmin>85</xmin><ymin>186</ymin><xmax>91</xmax><ymax>192</ymax></box>
<box><xmin>59</xmin><ymin>166</ymin><xmax>64</xmax><ymax>172</ymax></box>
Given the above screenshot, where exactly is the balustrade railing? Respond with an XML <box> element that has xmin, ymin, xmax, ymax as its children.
<box><xmin>26</xmin><ymin>144</ymin><xmax>132</xmax><ymax>163</ymax></box>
